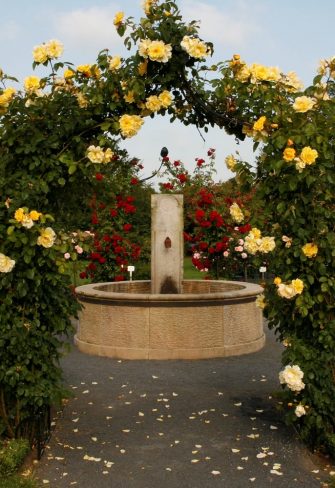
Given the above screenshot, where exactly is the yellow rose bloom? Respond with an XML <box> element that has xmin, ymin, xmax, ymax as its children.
<box><xmin>46</xmin><ymin>39</ymin><xmax>64</xmax><ymax>59</ymax></box>
<box><xmin>33</xmin><ymin>44</ymin><xmax>49</xmax><ymax>64</ymax></box>
<box><xmin>283</xmin><ymin>147</ymin><xmax>296</xmax><ymax>161</ymax></box>
<box><xmin>113</xmin><ymin>11</ymin><xmax>124</xmax><ymax>25</ymax></box>
<box><xmin>147</xmin><ymin>40</ymin><xmax>172</xmax><ymax>63</ymax></box>
<box><xmin>76</xmin><ymin>64</ymin><xmax>92</xmax><ymax>77</ymax></box>
<box><xmin>29</xmin><ymin>210</ymin><xmax>42</xmax><ymax>221</ymax></box>
<box><xmin>229</xmin><ymin>202</ymin><xmax>244</xmax><ymax>223</ymax></box>
<box><xmin>253</xmin><ymin>116</ymin><xmax>266</xmax><ymax>131</ymax></box>
<box><xmin>250</xmin><ymin>228</ymin><xmax>262</xmax><ymax>239</ymax></box>
<box><xmin>259</xmin><ymin>236</ymin><xmax>276</xmax><ymax>253</ymax></box>
<box><xmin>14</xmin><ymin>208</ymin><xmax>25</xmax><ymax>223</ymax></box>
<box><xmin>292</xmin><ymin>96</ymin><xmax>316</xmax><ymax>113</ymax></box>
<box><xmin>24</xmin><ymin>76</ymin><xmax>41</xmax><ymax>93</ymax></box>
<box><xmin>86</xmin><ymin>145</ymin><xmax>105</xmax><ymax>163</ymax></box>
<box><xmin>109</xmin><ymin>56</ymin><xmax>122</xmax><ymax>71</ymax></box>
<box><xmin>283</xmin><ymin>71</ymin><xmax>304</xmax><ymax>92</ymax></box>
<box><xmin>291</xmin><ymin>279</ymin><xmax>304</xmax><ymax>294</ymax></box>
<box><xmin>37</xmin><ymin>227</ymin><xmax>56</xmax><ymax>248</ymax></box>
<box><xmin>225</xmin><ymin>154</ymin><xmax>237</xmax><ymax>171</ymax></box>
<box><xmin>76</xmin><ymin>92</ymin><xmax>88</xmax><ymax>108</ymax></box>
<box><xmin>235</xmin><ymin>65</ymin><xmax>250</xmax><ymax>82</ymax></box>
<box><xmin>274</xmin><ymin>277</ymin><xmax>282</xmax><ymax>285</ymax></box>
<box><xmin>302</xmin><ymin>242</ymin><xmax>318</xmax><ymax>258</ymax></box>
<box><xmin>255</xmin><ymin>294</ymin><xmax>266</xmax><ymax>310</ymax></box>
<box><xmin>158</xmin><ymin>90</ymin><xmax>172</xmax><ymax>108</ymax></box>
<box><xmin>145</xmin><ymin>95</ymin><xmax>162</xmax><ymax>112</ymax></box>
<box><xmin>300</xmin><ymin>146</ymin><xmax>318</xmax><ymax>165</ymax></box>
<box><xmin>0</xmin><ymin>87</ymin><xmax>16</xmax><ymax>107</ymax></box>
<box><xmin>103</xmin><ymin>148</ymin><xmax>114</xmax><ymax>163</ymax></box>
<box><xmin>249</xmin><ymin>63</ymin><xmax>280</xmax><ymax>83</ymax></box>
<box><xmin>64</xmin><ymin>69</ymin><xmax>74</xmax><ymax>79</ymax></box>
<box><xmin>124</xmin><ymin>91</ymin><xmax>135</xmax><ymax>104</ymax></box>
<box><xmin>180</xmin><ymin>36</ymin><xmax>209</xmax><ymax>59</ymax></box>
<box><xmin>119</xmin><ymin>114</ymin><xmax>144</xmax><ymax>138</ymax></box>
<box><xmin>143</xmin><ymin>0</ymin><xmax>158</xmax><ymax>15</ymax></box>
<box><xmin>0</xmin><ymin>253</ymin><xmax>15</xmax><ymax>273</ymax></box>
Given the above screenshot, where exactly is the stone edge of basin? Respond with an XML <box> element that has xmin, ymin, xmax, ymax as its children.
<box><xmin>75</xmin><ymin>280</ymin><xmax>263</xmax><ymax>302</ymax></box>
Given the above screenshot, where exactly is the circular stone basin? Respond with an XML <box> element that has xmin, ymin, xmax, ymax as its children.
<box><xmin>74</xmin><ymin>280</ymin><xmax>265</xmax><ymax>360</ymax></box>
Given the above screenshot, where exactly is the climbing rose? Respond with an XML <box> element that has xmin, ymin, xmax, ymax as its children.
<box><xmin>138</xmin><ymin>39</ymin><xmax>172</xmax><ymax>63</ymax></box>
<box><xmin>299</xmin><ymin>146</ymin><xmax>318</xmax><ymax>165</ymax></box>
<box><xmin>0</xmin><ymin>253</ymin><xmax>15</xmax><ymax>273</ymax></box>
<box><xmin>119</xmin><ymin>114</ymin><xmax>144</xmax><ymax>138</ymax></box>
<box><xmin>37</xmin><ymin>227</ymin><xmax>56</xmax><ymax>248</ymax></box>
<box><xmin>229</xmin><ymin>203</ymin><xmax>244</xmax><ymax>223</ymax></box>
<box><xmin>24</xmin><ymin>76</ymin><xmax>41</xmax><ymax>93</ymax></box>
<box><xmin>145</xmin><ymin>95</ymin><xmax>162</xmax><ymax>112</ymax></box>
<box><xmin>113</xmin><ymin>11</ymin><xmax>124</xmax><ymax>25</ymax></box>
<box><xmin>292</xmin><ymin>95</ymin><xmax>316</xmax><ymax>112</ymax></box>
<box><xmin>87</xmin><ymin>146</ymin><xmax>105</xmax><ymax>163</ymax></box>
<box><xmin>279</xmin><ymin>365</ymin><xmax>305</xmax><ymax>392</ymax></box>
<box><xmin>253</xmin><ymin>116</ymin><xmax>266</xmax><ymax>131</ymax></box>
<box><xmin>295</xmin><ymin>404</ymin><xmax>307</xmax><ymax>417</ymax></box>
<box><xmin>283</xmin><ymin>147</ymin><xmax>296</xmax><ymax>161</ymax></box>
<box><xmin>225</xmin><ymin>154</ymin><xmax>237</xmax><ymax>171</ymax></box>
<box><xmin>180</xmin><ymin>36</ymin><xmax>209</xmax><ymax>59</ymax></box>
<box><xmin>158</xmin><ymin>90</ymin><xmax>172</xmax><ymax>108</ymax></box>
<box><xmin>109</xmin><ymin>56</ymin><xmax>122</xmax><ymax>71</ymax></box>
<box><xmin>302</xmin><ymin>242</ymin><xmax>318</xmax><ymax>258</ymax></box>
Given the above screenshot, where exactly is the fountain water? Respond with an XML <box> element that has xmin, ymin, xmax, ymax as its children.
<box><xmin>75</xmin><ymin>194</ymin><xmax>265</xmax><ymax>359</ymax></box>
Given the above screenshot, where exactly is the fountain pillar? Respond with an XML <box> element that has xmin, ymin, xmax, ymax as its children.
<box><xmin>151</xmin><ymin>194</ymin><xmax>184</xmax><ymax>294</ymax></box>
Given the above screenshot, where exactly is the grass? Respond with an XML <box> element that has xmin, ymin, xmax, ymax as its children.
<box><xmin>183</xmin><ymin>256</ymin><xmax>203</xmax><ymax>279</ymax></box>
<box><xmin>0</xmin><ymin>439</ymin><xmax>39</xmax><ymax>488</ymax></box>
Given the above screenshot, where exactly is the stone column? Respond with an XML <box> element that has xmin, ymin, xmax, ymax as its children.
<box><xmin>151</xmin><ymin>194</ymin><xmax>183</xmax><ymax>294</ymax></box>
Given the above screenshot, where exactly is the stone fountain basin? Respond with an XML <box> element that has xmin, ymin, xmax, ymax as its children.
<box><xmin>74</xmin><ymin>280</ymin><xmax>265</xmax><ymax>360</ymax></box>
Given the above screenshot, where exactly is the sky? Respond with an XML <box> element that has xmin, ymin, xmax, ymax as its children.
<box><xmin>1</xmin><ymin>0</ymin><xmax>335</xmax><ymax>184</ymax></box>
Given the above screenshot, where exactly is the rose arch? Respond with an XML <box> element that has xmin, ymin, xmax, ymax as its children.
<box><xmin>0</xmin><ymin>0</ymin><xmax>334</xmax><ymax>457</ymax></box>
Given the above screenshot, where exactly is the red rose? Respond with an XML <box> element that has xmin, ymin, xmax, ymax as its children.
<box><xmin>177</xmin><ymin>173</ymin><xmax>187</xmax><ymax>183</ymax></box>
<box><xmin>130</xmin><ymin>177</ymin><xmax>138</xmax><ymax>185</ymax></box>
<box><xmin>123</xmin><ymin>223</ymin><xmax>132</xmax><ymax>232</ymax></box>
<box><xmin>115</xmin><ymin>275</ymin><xmax>125</xmax><ymax>282</ymax></box>
<box><xmin>110</xmin><ymin>209</ymin><xmax>118</xmax><ymax>217</ymax></box>
<box><xmin>79</xmin><ymin>271</ymin><xmax>87</xmax><ymax>279</ymax></box>
<box><xmin>95</xmin><ymin>173</ymin><xmax>104</xmax><ymax>181</ymax></box>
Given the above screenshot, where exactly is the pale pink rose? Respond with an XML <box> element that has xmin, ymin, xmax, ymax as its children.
<box><xmin>75</xmin><ymin>245</ymin><xmax>83</xmax><ymax>254</ymax></box>
<box><xmin>193</xmin><ymin>252</ymin><xmax>201</xmax><ymax>259</ymax></box>
<box><xmin>241</xmin><ymin>253</ymin><xmax>248</xmax><ymax>259</ymax></box>
<box><xmin>235</xmin><ymin>246</ymin><xmax>244</xmax><ymax>252</ymax></box>
<box><xmin>223</xmin><ymin>251</ymin><xmax>229</xmax><ymax>257</ymax></box>
<box><xmin>64</xmin><ymin>252</ymin><xmax>71</xmax><ymax>260</ymax></box>
<box><xmin>238</xmin><ymin>239</ymin><xmax>244</xmax><ymax>245</ymax></box>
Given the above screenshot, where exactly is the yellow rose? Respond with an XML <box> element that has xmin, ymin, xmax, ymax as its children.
<box><xmin>274</xmin><ymin>277</ymin><xmax>282</xmax><ymax>285</ymax></box>
<box><xmin>14</xmin><ymin>208</ymin><xmax>25</xmax><ymax>223</ymax></box>
<box><xmin>300</xmin><ymin>146</ymin><xmax>318</xmax><ymax>165</ymax></box>
<box><xmin>113</xmin><ymin>11</ymin><xmax>124</xmax><ymax>25</ymax></box>
<box><xmin>76</xmin><ymin>92</ymin><xmax>88</xmax><ymax>108</ymax></box>
<box><xmin>229</xmin><ymin>202</ymin><xmax>244</xmax><ymax>223</ymax></box>
<box><xmin>109</xmin><ymin>56</ymin><xmax>122</xmax><ymax>71</ymax></box>
<box><xmin>283</xmin><ymin>71</ymin><xmax>304</xmax><ymax>92</ymax></box>
<box><xmin>158</xmin><ymin>90</ymin><xmax>172</xmax><ymax>108</ymax></box>
<box><xmin>255</xmin><ymin>294</ymin><xmax>266</xmax><ymax>309</ymax></box>
<box><xmin>277</xmin><ymin>283</ymin><xmax>297</xmax><ymax>299</ymax></box>
<box><xmin>86</xmin><ymin>145</ymin><xmax>105</xmax><ymax>163</ymax></box>
<box><xmin>225</xmin><ymin>154</ymin><xmax>237</xmax><ymax>171</ymax></box>
<box><xmin>29</xmin><ymin>210</ymin><xmax>42</xmax><ymax>221</ymax></box>
<box><xmin>235</xmin><ymin>65</ymin><xmax>250</xmax><ymax>82</ymax></box>
<box><xmin>24</xmin><ymin>76</ymin><xmax>41</xmax><ymax>93</ymax></box>
<box><xmin>103</xmin><ymin>148</ymin><xmax>114</xmax><ymax>163</ymax></box>
<box><xmin>0</xmin><ymin>253</ymin><xmax>15</xmax><ymax>273</ymax></box>
<box><xmin>292</xmin><ymin>96</ymin><xmax>316</xmax><ymax>113</ymax></box>
<box><xmin>76</xmin><ymin>64</ymin><xmax>92</xmax><ymax>77</ymax></box>
<box><xmin>253</xmin><ymin>116</ymin><xmax>266</xmax><ymax>131</ymax></box>
<box><xmin>283</xmin><ymin>147</ymin><xmax>296</xmax><ymax>161</ymax></box>
<box><xmin>145</xmin><ymin>95</ymin><xmax>162</xmax><ymax>112</ymax></box>
<box><xmin>64</xmin><ymin>69</ymin><xmax>74</xmax><ymax>79</ymax></box>
<box><xmin>124</xmin><ymin>91</ymin><xmax>135</xmax><ymax>104</ymax></box>
<box><xmin>33</xmin><ymin>44</ymin><xmax>49</xmax><ymax>64</ymax></box>
<box><xmin>250</xmin><ymin>228</ymin><xmax>262</xmax><ymax>239</ymax></box>
<box><xmin>46</xmin><ymin>39</ymin><xmax>64</xmax><ymax>59</ymax></box>
<box><xmin>119</xmin><ymin>114</ymin><xmax>144</xmax><ymax>138</ymax></box>
<box><xmin>37</xmin><ymin>227</ymin><xmax>56</xmax><ymax>248</ymax></box>
<box><xmin>0</xmin><ymin>87</ymin><xmax>16</xmax><ymax>107</ymax></box>
<box><xmin>291</xmin><ymin>279</ymin><xmax>304</xmax><ymax>294</ymax></box>
<box><xmin>259</xmin><ymin>236</ymin><xmax>276</xmax><ymax>253</ymax></box>
<box><xmin>249</xmin><ymin>63</ymin><xmax>280</xmax><ymax>83</ymax></box>
<box><xmin>147</xmin><ymin>40</ymin><xmax>172</xmax><ymax>63</ymax></box>
<box><xmin>180</xmin><ymin>36</ymin><xmax>209</xmax><ymax>59</ymax></box>
<box><xmin>302</xmin><ymin>243</ymin><xmax>318</xmax><ymax>258</ymax></box>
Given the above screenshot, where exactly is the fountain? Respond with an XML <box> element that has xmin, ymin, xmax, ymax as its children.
<box><xmin>75</xmin><ymin>194</ymin><xmax>265</xmax><ymax>359</ymax></box>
